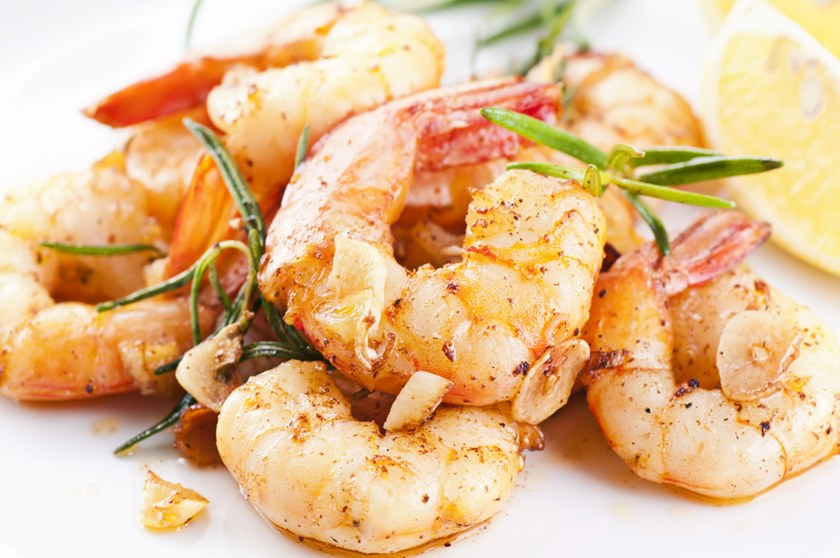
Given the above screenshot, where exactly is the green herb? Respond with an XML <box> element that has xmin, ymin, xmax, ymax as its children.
<box><xmin>109</xmin><ymin>123</ymin><xmax>323</xmax><ymax>455</ymax></box>
<box><xmin>184</xmin><ymin>0</ymin><xmax>205</xmax><ymax>50</ymax></box>
<box><xmin>482</xmin><ymin>106</ymin><xmax>606</xmax><ymax>167</ymax></box>
<box><xmin>154</xmin><ymin>358</ymin><xmax>181</xmax><ymax>376</ymax></box>
<box><xmin>636</xmin><ymin>156</ymin><xmax>783</xmax><ymax>186</ymax></box>
<box><xmin>623</xmin><ymin>192</ymin><xmax>670</xmax><ymax>255</ymax></box>
<box><xmin>40</xmin><ymin>242</ymin><xmax>165</xmax><ymax>257</ymax></box>
<box><xmin>241</xmin><ymin>341</ymin><xmax>322</xmax><ymax>363</ymax></box>
<box><xmin>184</xmin><ymin>119</ymin><xmax>266</xmax><ymax>243</ymax></box>
<box><xmin>629</xmin><ymin>146</ymin><xmax>720</xmax><ymax>167</ymax></box>
<box><xmin>482</xmin><ymin>107</ymin><xmax>782</xmax><ymax>255</ymax></box>
<box><xmin>114</xmin><ymin>394</ymin><xmax>195</xmax><ymax>455</ymax></box>
<box><xmin>295</xmin><ymin>125</ymin><xmax>311</xmax><ymax>170</ymax></box>
<box><xmin>517</xmin><ymin>0</ymin><xmax>576</xmax><ymax>75</ymax></box>
<box><xmin>96</xmin><ymin>266</ymin><xmax>195</xmax><ymax>312</ymax></box>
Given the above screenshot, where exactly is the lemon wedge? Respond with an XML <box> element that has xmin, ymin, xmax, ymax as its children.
<box><xmin>704</xmin><ymin>0</ymin><xmax>840</xmax><ymax>59</ymax></box>
<box><xmin>702</xmin><ymin>0</ymin><xmax>840</xmax><ymax>276</ymax></box>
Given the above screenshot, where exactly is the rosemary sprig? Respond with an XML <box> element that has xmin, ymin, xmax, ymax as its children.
<box><xmin>295</xmin><ymin>125</ymin><xmax>311</xmax><ymax>170</ymax></box>
<box><xmin>114</xmin><ymin>394</ymin><xmax>195</xmax><ymax>455</ymax></box>
<box><xmin>40</xmin><ymin>242</ymin><xmax>165</xmax><ymax>257</ymax></box>
<box><xmin>241</xmin><ymin>341</ymin><xmax>321</xmax><ymax>363</ymax></box>
<box><xmin>96</xmin><ymin>266</ymin><xmax>194</xmax><ymax>312</ymax></box>
<box><xmin>629</xmin><ymin>146</ymin><xmax>720</xmax><ymax>167</ymax></box>
<box><xmin>636</xmin><ymin>156</ymin><xmax>783</xmax><ymax>186</ymax></box>
<box><xmin>482</xmin><ymin>107</ymin><xmax>606</xmax><ymax>166</ymax></box>
<box><xmin>517</xmin><ymin>0</ymin><xmax>577</xmax><ymax>75</ymax></box>
<box><xmin>481</xmin><ymin>107</ymin><xmax>783</xmax><ymax>255</ymax></box>
<box><xmin>109</xmin><ymin>122</ymin><xmax>323</xmax><ymax>454</ymax></box>
<box><xmin>184</xmin><ymin>0</ymin><xmax>205</xmax><ymax>49</ymax></box>
<box><xmin>184</xmin><ymin>118</ymin><xmax>266</xmax><ymax>243</ymax></box>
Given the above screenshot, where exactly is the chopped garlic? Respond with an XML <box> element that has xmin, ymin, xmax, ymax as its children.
<box><xmin>140</xmin><ymin>470</ymin><xmax>208</xmax><ymax>530</ymax></box>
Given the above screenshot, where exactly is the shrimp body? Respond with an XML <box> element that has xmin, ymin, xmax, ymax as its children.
<box><xmin>0</xmin><ymin>165</ymin><xmax>163</xmax><ymax>302</ymax></box>
<box><xmin>207</xmin><ymin>1</ymin><xmax>444</xmax><ymax>190</ymax></box>
<box><xmin>0</xmin><ymin>230</ymin><xmax>213</xmax><ymax>401</ymax></box>
<box><xmin>260</xmin><ymin>79</ymin><xmax>604</xmax><ymax>417</ymax></box>
<box><xmin>217</xmin><ymin>360</ymin><xmax>522</xmax><ymax>554</ymax></box>
<box><xmin>584</xmin><ymin>212</ymin><xmax>840</xmax><ymax>498</ymax></box>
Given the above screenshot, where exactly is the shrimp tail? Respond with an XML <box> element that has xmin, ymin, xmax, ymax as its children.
<box><xmin>413</xmin><ymin>79</ymin><xmax>560</xmax><ymax>171</ymax></box>
<box><xmin>83</xmin><ymin>57</ymin><xmax>255</xmax><ymax>127</ymax></box>
<box><xmin>655</xmin><ymin>212</ymin><xmax>771</xmax><ymax>296</ymax></box>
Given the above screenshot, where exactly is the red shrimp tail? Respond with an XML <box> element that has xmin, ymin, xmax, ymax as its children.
<box><xmin>412</xmin><ymin>77</ymin><xmax>561</xmax><ymax>171</ymax></box>
<box><xmin>658</xmin><ymin>211</ymin><xmax>772</xmax><ymax>296</ymax></box>
<box><xmin>83</xmin><ymin>56</ymin><xmax>258</xmax><ymax>128</ymax></box>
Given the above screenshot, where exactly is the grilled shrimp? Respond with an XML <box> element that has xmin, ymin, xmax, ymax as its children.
<box><xmin>0</xmin><ymin>159</ymin><xmax>215</xmax><ymax>401</ymax></box>
<box><xmin>395</xmin><ymin>50</ymin><xmax>705</xmax><ymax>267</ymax></box>
<box><xmin>86</xmin><ymin>2</ymin><xmax>444</xmax><ymax>192</ymax></box>
<box><xmin>0</xmin><ymin>230</ymin><xmax>213</xmax><ymax>401</ymax></box>
<box><xmin>217</xmin><ymin>360</ymin><xmax>523</xmax><ymax>554</ymax></box>
<box><xmin>0</xmin><ymin>162</ymin><xmax>164</xmax><ymax>302</ymax></box>
<box><xmin>583</xmin><ymin>212</ymin><xmax>840</xmax><ymax>499</ymax></box>
<box><xmin>259</xmin><ymin>79</ymin><xmax>605</xmax><ymax>423</ymax></box>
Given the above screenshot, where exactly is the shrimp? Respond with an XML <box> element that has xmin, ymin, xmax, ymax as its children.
<box><xmin>86</xmin><ymin>2</ymin><xmax>444</xmax><ymax>192</ymax></box>
<box><xmin>0</xmin><ymin>161</ymin><xmax>215</xmax><ymax>401</ymax></box>
<box><xmin>217</xmin><ymin>360</ymin><xmax>523</xmax><ymax>554</ymax></box>
<box><xmin>0</xmin><ymin>161</ymin><xmax>164</xmax><ymax>302</ymax></box>
<box><xmin>394</xmin><ymin>50</ymin><xmax>705</xmax><ymax>267</ymax></box>
<box><xmin>583</xmin><ymin>211</ymin><xmax>840</xmax><ymax>499</ymax></box>
<box><xmin>0</xmin><ymin>230</ymin><xmax>214</xmax><ymax>401</ymax></box>
<box><xmin>259</xmin><ymin>78</ymin><xmax>605</xmax><ymax>423</ymax></box>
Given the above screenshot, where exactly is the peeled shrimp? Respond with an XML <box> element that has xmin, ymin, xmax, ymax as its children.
<box><xmin>0</xmin><ymin>230</ymin><xmax>213</xmax><ymax>401</ymax></box>
<box><xmin>395</xmin><ymin>50</ymin><xmax>705</xmax><ymax>267</ymax></box>
<box><xmin>260</xmin><ymin>79</ymin><xmax>605</xmax><ymax>422</ymax></box>
<box><xmin>87</xmin><ymin>2</ymin><xmax>444</xmax><ymax>193</ymax></box>
<box><xmin>583</xmin><ymin>212</ymin><xmax>840</xmax><ymax>499</ymax></box>
<box><xmin>0</xmin><ymin>162</ymin><xmax>164</xmax><ymax>302</ymax></box>
<box><xmin>217</xmin><ymin>360</ymin><xmax>523</xmax><ymax>554</ymax></box>
<box><xmin>0</xmin><ymin>161</ymin><xmax>214</xmax><ymax>401</ymax></box>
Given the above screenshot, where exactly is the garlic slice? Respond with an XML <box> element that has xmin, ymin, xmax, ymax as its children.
<box><xmin>383</xmin><ymin>371</ymin><xmax>453</xmax><ymax>433</ymax></box>
<box><xmin>175</xmin><ymin>321</ymin><xmax>244</xmax><ymax>412</ymax></box>
<box><xmin>717</xmin><ymin>310</ymin><xmax>801</xmax><ymax>402</ymax></box>
<box><xmin>511</xmin><ymin>339</ymin><xmax>590</xmax><ymax>425</ymax></box>
<box><xmin>140</xmin><ymin>470</ymin><xmax>208</xmax><ymax>530</ymax></box>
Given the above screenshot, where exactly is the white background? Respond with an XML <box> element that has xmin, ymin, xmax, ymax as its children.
<box><xmin>1</xmin><ymin>1</ymin><xmax>838</xmax><ymax>557</ymax></box>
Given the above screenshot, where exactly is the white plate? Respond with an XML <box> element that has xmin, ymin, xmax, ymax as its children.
<box><xmin>1</xmin><ymin>1</ymin><xmax>839</xmax><ymax>557</ymax></box>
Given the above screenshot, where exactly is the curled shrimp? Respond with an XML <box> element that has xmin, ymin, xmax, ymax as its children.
<box><xmin>0</xmin><ymin>160</ymin><xmax>164</xmax><ymax>301</ymax></box>
<box><xmin>394</xmin><ymin>50</ymin><xmax>705</xmax><ymax>268</ymax></box>
<box><xmin>0</xmin><ymin>162</ymin><xmax>214</xmax><ymax>401</ymax></box>
<box><xmin>583</xmin><ymin>212</ymin><xmax>840</xmax><ymax>499</ymax></box>
<box><xmin>86</xmin><ymin>2</ymin><xmax>444</xmax><ymax>193</ymax></box>
<box><xmin>0</xmin><ymin>230</ymin><xmax>214</xmax><ymax>401</ymax></box>
<box><xmin>217</xmin><ymin>360</ymin><xmax>524</xmax><ymax>554</ymax></box>
<box><xmin>259</xmin><ymin>78</ymin><xmax>605</xmax><ymax>423</ymax></box>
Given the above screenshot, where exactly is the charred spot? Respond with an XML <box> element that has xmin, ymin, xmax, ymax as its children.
<box><xmin>760</xmin><ymin>421</ymin><xmax>771</xmax><ymax>436</ymax></box>
<box><xmin>601</xmin><ymin>243</ymin><xmax>621</xmax><ymax>272</ymax></box>
<box><xmin>422</xmin><ymin>494</ymin><xmax>429</xmax><ymax>503</ymax></box>
<box><xmin>598</xmin><ymin>289</ymin><xmax>607</xmax><ymax>298</ymax></box>
<box><xmin>442</xmin><ymin>340</ymin><xmax>456</xmax><ymax>362</ymax></box>
<box><xmin>573</xmin><ymin>328</ymin><xmax>580</xmax><ymax>336</ymax></box>
<box><xmin>513</xmin><ymin>361</ymin><xmax>531</xmax><ymax>376</ymax></box>
<box><xmin>688</xmin><ymin>378</ymin><xmax>700</xmax><ymax>389</ymax></box>
<box><xmin>392</xmin><ymin>298</ymin><xmax>401</xmax><ymax>308</ymax></box>
<box><xmin>84</xmin><ymin>382</ymin><xmax>94</xmax><ymax>395</ymax></box>
<box><xmin>587</xmin><ymin>350</ymin><xmax>629</xmax><ymax>371</ymax></box>
<box><xmin>445</xmin><ymin>281</ymin><xmax>459</xmax><ymax>293</ymax></box>
<box><xmin>644</xmin><ymin>407</ymin><xmax>651</xmax><ymax>414</ymax></box>
<box><xmin>684</xmin><ymin>402</ymin><xmax>693</xmax><ymax>409</ymax></box>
